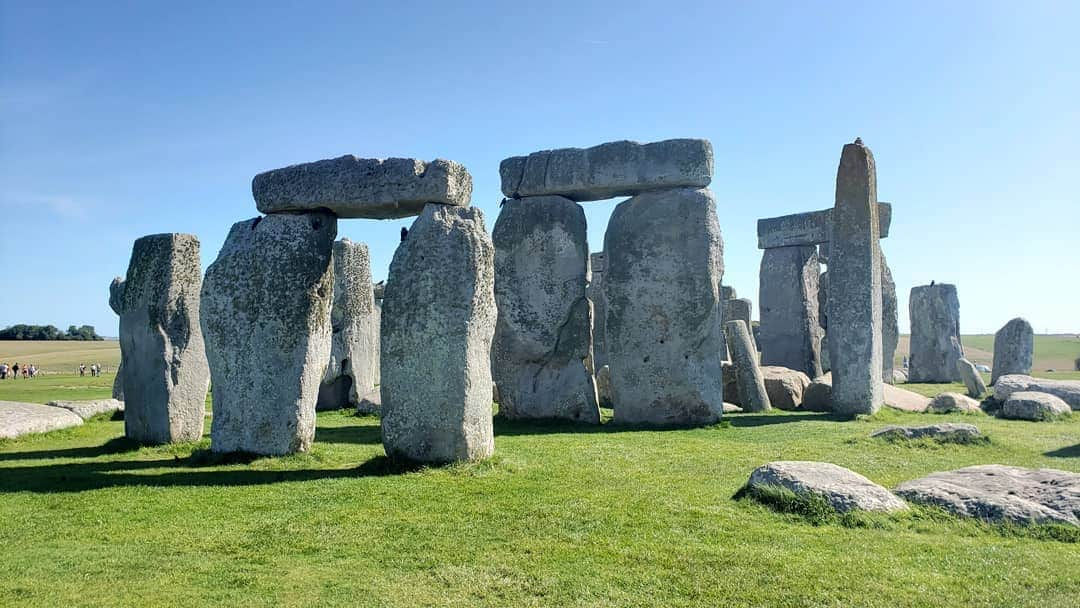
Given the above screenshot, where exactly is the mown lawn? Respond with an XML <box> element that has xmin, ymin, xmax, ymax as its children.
<box><xmin>1</xmin><ymin>375</ymin><xmax>1079</xmax><ymax>607</ymax></box>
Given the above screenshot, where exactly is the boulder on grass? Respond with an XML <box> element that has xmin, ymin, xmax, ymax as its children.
<box><xmin>47</xmin><ymin>399</ymin><xmax>125</xmax><ymax>420</ymax></box>
<box><xmin>802</xmin><ymin>376</ymin><xmax>833</xmax><ymax>412</ymax></box>
<box><xmin>926</xmin><ymin>392</ymin><xmax>983</xmax><ymax>414</ymax></box>
<box><xmin>998</xmin><ymin>391</ymin><xmax>1072</xmax><ymax>421</ymax></box>
<box><xmin>744</xmin><ymin>461</ymin><xmax>908</xmax><ymax>513</ymax></box>
<box><xmin>993</xmin><ymin>375</ymin><xmax>1080</xmax><ymax>410</ymax></box>
<box><xmin>760</xmin><ymin>366</ymin><xmax>812</xmax><ymax>410</ymax></box>
<box><xmin>871</xmin><ymin>423</ymin><xmax>983</xmax><ymax>442</ymax></box>
<box><xmin>956</xmin><ymin>357</ymin><xmax>987</xmax><ymax>398</ymax></box>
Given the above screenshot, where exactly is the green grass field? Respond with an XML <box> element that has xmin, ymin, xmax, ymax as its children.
<box><xmin>0</xmin><ymin>340</ymin><xmax>121</xmax><ymax>373</ymax></box>
<box><xmin>1</xmin><ymin>374</ymin><xmax>1078</xmax><ymax>607</ymax></box>
<box><xmin>896</xmin><ymin>333</ymin><xmax>1079</xmax><ymax>372</ymax></box>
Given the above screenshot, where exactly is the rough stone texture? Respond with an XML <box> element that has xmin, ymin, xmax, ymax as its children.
<box><xmin>746</xmin><ymin>461</ymin><xmax>908</xmax><ymax>513</ymax></box>
<box><xmin>117</xmin><ymin>233</ymin><xmax>210</xmax><ymax>444</ymax></box>
<box><xmin>595</xmin><ymin>365</ymin><xmax>614</xmax><ymax>408</ymax></box>
<box><xmin>817</xmin><ymin>271</ymin><xmax>829</xmax><ymax>373</ymax></box>
<box><xmin>871</xmin><ymin>423</ymin><xmax>983</xmax><ymax>441</ymax></box>
<box><xmin>760</xmin><ymin>366</ymin><xmax>811</xmax><ymax>410</ymax></box>
<box><xmin>880</xmin><ymin>251</ymin><xmax>899</xmax><ymax>385</ymax></box>
<box><xmin>883</xmin><ymin>383</ymin><xmax>931</xmax><ymax>412</ymax></box>
<box><xmin>991</xmin><ymin>318</ymin><xmax>1034</xmax><ymax>385</ymax></box>
<box><xmin>927</xmin><ymin>392</ymin><xmax>984</xmax><ymax>414</ymax></box>
<box><xmin>892</xmin><ymin>369</ymin><xmax>908</xmax><ymax>383</ymax></box>
<box><xmin>993</xmin><ymin>375</ymin><xmax>1080</xmax><ymax>410</ymax></box>
<box><xmin>802</xmin><ymin>378</ymin><xmax>833</xmax><ymax>412</ymax></box>
<box><xmin>756</xmin><ymin>203</ymin><xmax>892</xmax><ymax>249</ymax></box>
<box><xmin>720</xmin><ymin>285</ymin><xmax>737</xmax><ymax>301</ymax></box>
<box><xmin>587</xmin><ymin>252</ymin><xmax>608</xmax><ymax>371</ymax></box>
<box><xmin>253</xmin><ymin>156</ymin><xmax>472</xmax><ymax>219</ymax></box>
<box><xmin>202</xmin><ymin>212</ymin><xmax>337</xmax><ymax>455</ymax></box>
<box><xmin>759</xmin><ymin>245</ymin><xmax>821</xmax><ymax>378</ymax></box>
<box><xmin>500</xmin><ymin>139</ymin><xmax>713</xmax><ymax>202</ymax></box>
<box><xmin>0</xmin><ymin>401</ymin><xmax>83</xmax><ymax>439</ymax></box>
<box><xmin>381</xmin><ymin>204</ymin><xmax>496</xmax><ymax>463</ymax></box>
<box><xmin>318</xmin><ymin>239</ymin><xmax>380</xmax><ymax>411</ymax></box>
<box><xmin>47</xmin><ymin>399</ymin><xmax>124</xmax><ymax>421</ymax></box>
<box><xmin>356</xmin><ymin>386</ymin><xmax>380</xmax><ymax>415</ymax></box>
<box><xmin>956</xmin><ymin>358</ymin><xmax>987</xmax><ymax>398</ymax></box>
<box><xmin>895</xmin><ymin>465</ymin><xmax>1080</xmax><ymax>526</ymax></box>
<box><xmin>721</xmin><ymin>361</ymin><xmax>738</xmax><ymax>405</ymax></box>
<box><xmin>726</xmin><ymin>321</ymin><xmax>771</xmax><ymax>413</ymax></box>
<box><xmin>491</xmin><ymin>196</ymin><xmax>599</xmax><ymax>423</ymax></box>
<box><xmin>111</xmin><ymin>362</ymin><xmax>124</xmax><ymax>401</ymax></box>
<box><xmin>604</xmin><ymin>187</ymin><xmax>725</xmax><ymax>425</ymax></box>
<box><xmin>908</xmin><ymin>283</ymin><xmax>964</xmax><ymax>383</ymax></box>
<box><xmin>721</xmin><ymin>297</ymin><xmax>754</xmax><ymax>358</ymax></box>
<box><xmin>998</xmin><ymin>391</ymin><xmax>1072</xmax><ymax>421</ymax></box>
<box><xmin>828</xmin><ymin>140</ymin><xmax>883</xmax><ymax>415</ymax></box>
<box><xmin>723</xmin><ymin>402</ymin><xmax>743</xmax><ymax>413</ymax></box>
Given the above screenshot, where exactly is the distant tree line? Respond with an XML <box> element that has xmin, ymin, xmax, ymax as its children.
<box><xmin>0</xmin><ymin>324</ymin><xmax>104</xmax><ymax>341</ymax></box>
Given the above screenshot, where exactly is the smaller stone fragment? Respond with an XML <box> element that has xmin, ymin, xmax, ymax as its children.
<box><xmin>725</xmin><ymin>320</ymin><xmax>771</xmax><ymax>412</ymax></box>
<box><xmin>760</xmin><ymin>366</ymin><xmax>811</xmax><ymax>410</ymax></box>
<box><xmin>926</xmin><ymin>392</ymin><xmax>984</xmax><ymax>414</ymax></box>
<box><xmin>956</xmin><ymin>357</ymin><xmax>987</xmax><ymax>398</ymax></box>
<box><xmin>744</xmin><ymin>461</ymin><xmax>908</xmax><ymax>513</ymax></box>
<box><xmin>47</xmin><ymin>399</ymin><xmax>125</xmax><ymax>421</ymax></box>
<box><xmin>871</xmin><ymin>423</ymin><xmax>983</xmax><ymax>442</ymax></box>
<box><xmin>998</xmin><ymin>391</ymin><xmax>1072</xmax><ymax>421</ymax></box>
<box><xmin>993</xmin><ymin>375</ymin><xmax>1080</xmax><ymax>410</ymax></box>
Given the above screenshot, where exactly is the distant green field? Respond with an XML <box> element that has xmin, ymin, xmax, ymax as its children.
<box><xmin>0</xmin><ymin>340</ymin><xmax>120</xmax><ymax>373</ymax></box>
<box><xmin>897</xmin><ymin>334</ymin><xmax>1080</xmax><ymax>372</ymax></box>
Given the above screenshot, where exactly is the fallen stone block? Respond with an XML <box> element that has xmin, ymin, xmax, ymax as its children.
<box><xmin>0</xmin><ymin>401</ymin><xmax>83</xmax><ymax>439</ymax></box>
<box><xmin>47</xmin><ymin>399</ymin><xmax>125</xmax><ymax>421</ymax></box>
<box><xmin>743</xmin><ymin>461</ymin><xmax>908</xmax><ymax>513</ymax></box>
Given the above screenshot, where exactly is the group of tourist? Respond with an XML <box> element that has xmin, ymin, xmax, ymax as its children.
<box><xmin>78</xmin><ymin>363</ymin><xmax>103</xmax><ymax>377</ymax></box>
<box><xmin>0</xmin><ymin>362</ymin><xmax>38</xmax><ymax>379</ymax></box>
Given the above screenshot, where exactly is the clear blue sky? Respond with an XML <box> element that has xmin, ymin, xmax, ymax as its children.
<box><xmin>1</xmin><ymin>1</ymin><xmax>1077</xmax><ymax>338</ymax></box>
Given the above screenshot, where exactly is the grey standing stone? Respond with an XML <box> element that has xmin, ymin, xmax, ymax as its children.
<box><xmin>202</xmin><ymin>212</ymin><xmax>337</xmax><ymax>455</ymax></box>
<box><xmin>587</xmin><ymin>252</ymin><xmax>608</xmax><ymax>371</ymax></box>
<box><xmin>491</xmin><ymin>196</ymin><xmax>599</xmax><ymax>423</ymax></box>
<box><xmin>117</xmin><ymin>234</ymin><xmax>209</xmax><ymax>444</ymax></box>
<box><xmin>759</xmin><ymin>245</ymin><xmax>822</xmax><ymax>378</ymax></box>
<box><xmin>318</xmin><ymin>239</ymin><xmax>380</xmax><ymax>411</ymax></box>
<box><xmin>745</xmin><ymin>461</ymin><xmax>908</xmax><ymax>513</ymax></box>
<box><xmin>828</xmin><ymin>140</ymin><xmax>883</xmax><ymax>415</ymax></box>
<box><xmin>604</xmin><ymin>187</ymin><xmax>725</xmax><ymax>425</ymax></box>
<box><xmin>500</xmin><ymin>139</ymin><xmax>713</xmax><ymax>202</ymax></box>
<box><xmin>880</xmin><ymin>250</ymin><xmax>898</xmax><ymax>384</ymax></box>
<box><xmin>818</xmin><ymin>270</ymin><xmax>830</xmax><ymax>373</ymax></box>
<box><xmin>253</xmin><ymin>156</ymin><xmax>472</xmax><ymax>219</ymax></box>
<box><xmin>111</xmin><ymin>363</ymin><xmax>124</xmax><ymax>401</ymax></box>
<box><xmin>956</xmin><ymin>357</ymin><xmax>987</xmax><ymax>398</ymax></box>
<box><xmin>908</xmin><ymin>283</ymin><xmax>964</xmax><ymax>383</ymax></box>
<box><xmin>756</xmin><ymin>203</ymin><xmax>892</xmax><ymax>249</ymax></box>
<box><xmin>381</xmin><ymin>204</ymin><xmax>496</xmax><ymax>463</ymax></box>
<box><xmin>991</xmin><ymin>318</ymin><xmax>1034</xmax><ymax>385</ymax></box>
<box><xmin>725</xmin><ymin>321</ymin><xmax>771</xmax><ymax>412</ymax></box>
<box><xmin>723</xmin><ymin>297</ymin><xmax>755</xmax><ymax>352</ymax></box>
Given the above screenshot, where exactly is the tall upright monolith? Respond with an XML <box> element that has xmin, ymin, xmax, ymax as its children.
<box><xmin>991</xmin><ymin>317</ymin><xmax>1033</xmax><ymax>385</ymax></box>
<box><xmin>908</xmin><ymin>283</ymin><xmax>963</xmax><ymax>383</ymax></box>
<box><xmin>318</xmin><ymin>238</ymin><xmax>380</xmax><ymax>411</ymax></box>
<box><xmin>759</xmin><ymin>244</ymin><xmax>822</xmax><ymax>378</ymax></box>
<box><xmin>725</xmin><ymin>320</ymin><xmax>771</xmax><ymax>412</ymax></box>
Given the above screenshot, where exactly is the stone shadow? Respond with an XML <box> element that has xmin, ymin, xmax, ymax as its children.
<box><xmin>0</xmin><ymin>436</ymin><xmax>142</xmax><ymax>462</ymax></box>
<box><xmin>314</xmin><ymin>423</ymin><xmax>382</xmax><ymax>446</ymax></box>
<box><xmin>1045</xmin><ymin>444</ymin><xmax>1080</xmax><ymax>458</ymax></box>
<box><xmin>725</xmin><ymin>412</ymin><xmax>850</xmax><ymax>428</ymax></box>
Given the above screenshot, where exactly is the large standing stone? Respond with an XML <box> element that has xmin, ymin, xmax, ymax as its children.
<box><xmin>725</xmin><ymin>321</ymin><xmax>771</xmax><ymax>412</ymax></box>
<box><xmin>880</xmin><ymin>250</ymin><xmax>899</xmax><ymax>384</ymax></box>
<box><xmin>318</xmin><ymin>239</ymin><xmax>380</xmax><ymax>411</ymax></box>
<box><xmin>202</xmin><ymin>212</ymin><xmax>337</xmax><ymax>455</ymax></box>
<box><xmin>381</xmin><ymin>204</ymin><xmax>496</xmax><ymax>463</ymax></box>
<box><xmin>587</xmin><ymin>252</ymin><xmax>608</xmax><ymax>371</ymax></box>
<box><xmin>604</xmin><ymin>187</ymin><xmax>725</xmax><ymax>425</ymax></box>
<box><xmin>491</xmin><ymin>196</ymin><xmax>599</xmax><ymax>423</ymax></box>
<box><xmin>956</xmin><ymin>357</ymin><xmax>987</xmax><ymax>398</ymax></box>
<box><xmin>759</xmin><ymin>245</ymin><xmax>821</xmax><ymax>378</ymax></box>
<box><xmin>828</xmin><ymin>140</ymin><xmax>883</xmax><ymax>415</ymax></box>
<box><xmin>500</xmin><ymin>139</ymin><xmax>712</xmax><ymax>202</ymax></box>
<box><xmin>908</xmin><ymin>283</ymin><xmax>964</xmax><ymax>383</ymax></box>
<box><xmin>991</xmin><ymin>318</ymin><xmax>1034</xmax><ymax>385</ymax></box>
<box><xmin>117</xmin><ymin>234</ymin><xmax>210</xmax><ymax>444</ymax></box>
<box><xmin>253</xmin><ymin>156</ymin><xmax>472</xmax><ymax>219</ymax></box>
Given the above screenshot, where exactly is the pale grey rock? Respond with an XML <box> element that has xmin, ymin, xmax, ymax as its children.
<box><xmin>587</xmin><ymin>252</ymin><xmax>608</xmax><ymax>371</ymax></box>
<box><xmin>895</xmin><ymin>465</ymin><xmax>1080</xmax><ymax>526</ymax></box>
<box><xmin>802</xmin><ymin>377</ymin><xmax>833</xmax><ymax>412</ymax></box>
<box><xmin>722</xmin><ymin>402</ymin><xmax>743</xmax><ymax>413</ymax></box>
<box><xmin>111</xmin><ymin>362</ymin><xmax>124</xmax><ymax>401</ymax></box>
<box><xmin>47</xmin><ymin>399</ymin><xmax>124</xmax><ymax>421</ymax></box>
<box><xmin>721</xmin><ymin>297</ymin><xmax>754</xmax><ymax>359</ymax></box>
<box><xmin>759</xmin><ymin>245</ymin><xmax>822</xmax><ymax>378</ymax></box>
<box><xmin>117</xmin><ymin>233</ymin><xmax>209</xmax><ymax>444</ymax></box>
<box><xmin>356</xmin><ymin>386</ymin><xmax>380</xmax><ymax>415</ymax></box>
<box><xmin>318</xmin><ymin>239</ymin><xmax>380</xmax><ymax>411</ymax></box>
<box><xmin>760</xmin><ymin>366</ymin><xmax>811</xmax><ymax>410</ymax></box>
<box><xmin>993</xmin><ymin>375</ymin><xmax>1080</xmax><ymax>410</ymax></box>
<box><xmin>380</xmin><ymin>204</ymin><xmax>496</xmax><ymax>463</ymax></box>
<box><xmin>998</xmin><ymin>391</ymin><xmax>1072</xmax><ymax>421</ymax></box>
<box><xmin>202</xmin><ymin>212</ymin><xmax>337</xmax><ymax>455</ymax></box>
<box><xmin>828</xmin><ymin>140</ymin><xmax>883</xmax><ymax>415</ymax></box>
<box><xmin>956</xmin><ymin>358</ymin><xmax>987</xmax><ymax>398</ymax></box>
<box><xmin>604</xmin><ymin>187</ymin><xmax>725</xmax><ymax>425</ymax></box>
<box><xmin>746</xmin><ymin>461</ymin><xmax>908</xmax><ymax>513</ymax></box>
<box><xmin>926</xmin><ymin>392</ymin><xmax>984</xmax><ymax>414</ymax></box>
<box><xmin>725</xmin><ymin>321</ymin><xmax>771</xmax><ymax>413</ymax></box>
<box><xmin>0</xmin><ymin>401</ymin><xmax>83</xmax><ymax>439</ymax></box>
<box><xmin>721</xmin><ymin>361</ymin><xmax>738</xmax><ymax>405</ymax></box>
<box><xmin>253</xmin><ymin>156</ymin><xmax>472</xmax><ymax>219</ymax></box>
<box><xmin>500</xmin><ymin>139</ymin><xmax>713</xmax><ymax>201</ymax></box>
<box><xmin>756</xmin><ymin>202</ymin><xmax>892</xmax><ymax>249</ymax></box>
<box><xmin>491</xmin><ymin>196</ymin><xmax>599</xmax><ymax>423</ymax></box>
<box><xmin>991</xmin><ymin>318</ymin><xmax>1034</xmax><ymax>385</ymax></box>
<box><xmin>720</xmin><ymin>285</ymin><xmax>737</xmax><ymax>301</ymax></box>
<box><xmin>883</xmin><ymin>383</ymin><xmax>931</xmax><ymax>412</ymax></box>
<box><xmin>908</xmin><ymin>283</ymin><xmax>964</xmax><ymax>383</ymax></box>
<box><xmin>880</xmin><ymin>251</ymin><xmax>899</xmax><ymax>384</ymax></box>
<box><xmin>892</xmin><ymin>369</ymin><xmax>908</xmax><ymax>383</ymax></box>
<box><xmin>595</xmin><ymin>365</ymin><xmax>614</xmax><ymax>408</ymax></box>
<box><xmin>871</xmin><ymin>423</ymin><xmax>983</xmax><ymax>441</ymax></box>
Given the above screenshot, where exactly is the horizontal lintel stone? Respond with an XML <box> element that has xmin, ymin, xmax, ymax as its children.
<box><xmin>757</xmin><ymin>202</ymin><xmax>891</xmax><ymax>249</ymax></box>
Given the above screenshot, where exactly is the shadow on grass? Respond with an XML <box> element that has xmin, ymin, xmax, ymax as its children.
<box><xmin>726</xmin><ymin>412</ymin><xmax>849</xmax><ymax>428</ymax></box>
<box><xmin>494</xmin><ymin>416</ymin><xmax>720</xmax><ymax>437</ymax></box>
<box><xmin>314</xmin><ymin>424</ymin><xmax>382</xmax><ymax>446</ymax></box>
<box><xmin>1045</xmin><ymin>444</ymin><xmax>1080</xmax><ymax>458</ymax></box>
<box><xmin>0</xmin><ymin>436</ymin><xmax>141</xmax><ymax>462</ymax></box>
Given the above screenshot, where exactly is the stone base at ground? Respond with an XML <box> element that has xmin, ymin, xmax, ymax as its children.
<box><xmin>47</xmin><ymin>399</ymin><xmax>124</xmax><ymax>420</ymax></box>
<box><xmin>0</xmin><ymin>401</ymin><xmax>83</xmax><ymax>439</ymax></box>
<box><xmin>760</xmin><ymin>366</ymin><xmax>811</xmax><ymax>410</ymax></box>
<box><xmin>356</xmin><ymin>387</ymin><xmax>380</xmax><ymax>415</ymax></box>
<box><xmin>993</xmin><ymin>375</ymin><xmax>1080</xmax><ymax>410</ymax></box>
<box><xmin>744</xmin><ymin>461</ymin><xmax>907</xmax><ymax>513</ymax></box>
<box><xmin>871</xmin><ymin>423</ymin><xmax>983</xmax><ymax>442</ymax></box>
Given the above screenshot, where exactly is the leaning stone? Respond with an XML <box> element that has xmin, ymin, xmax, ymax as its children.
<box><xmin>381</xmin><ymin>205</ymin><xmax>496</xmax><ymax>463</ymax></box>
<box><xmin>993</xmin><ymin>375</ymin><xmax>1080</xmax><ymax>410</ymax></box>
<box><xmin>202</xmin><ymin>212</ymin><xmax>337</xmax><ymax>455</ymax></box>
<box><xmin>998</xmin><ymin>391</ymin><xmax>1072</xmax><ymax>421</ymax></box>
<box><xmin>895</xmin><ymin>465</ymin><xmax>1080</xmax><ymax>526</ymax></box>
<box><xmin>871</xmin><ymin>423</ymin><xmax>983</xmax><ymax>441</ymax></box>
<box><xmin>745</xmin><ymin>461</ymin><xmax>908</xmax><ymax>513</ymax></box>
<box><xmin>883</xmin><ymin>384</ymin><xmax>931</xmax><ymax>413</ymax></box>
<box><xmin>318</xmin><ymin>239</ymin><xmax>380</xmax><ymax>411</ymax></box>
<box><xmin>756</xmin><ymin>203</ymin><xmax>892</xmax><ymax>249</ymax></box>
<box><xmin>491</xmin><ymin>196</ymin><xmax>599</xmax><ymax>423</ymax></box>
<box><xmin>908</xmin><ymin>283</ymin><xmax>964</xmax><ymax>383</ymax></box>
<box><xmin>500</xmin><ymin>139</ymin><xmax>712</xmax><ymax>202</ymax></box>
<box><xmin>956</xmin><ymin>358</ymin><xmax>987</xmax><ymax>398</ymax></box>
<box><xmin>47</xmin><ymin>399</ymin><xmax>125</xmax><ymax>421</ymax></box>
<box><xmin>0</xmin><ymin>401</ymin><xmax>83</xmax><ymax>439</ymax></box>
<box><xmin>726</xmin><ymin>321</ymin><xmax>772</xmax><ymax>413</ymax></box>
<box><xmin>926</xmin><ymin>392</ymin><xmax>984</xmax><ymax>414</ymax></box>
<box><xmin>758</xmin><ymin>245</ymin><xmax>822</xmax><ymax>378</ymax></box>
<box><xmin>760</xmin><ymin>366</ymin><xmax>811</xmax><ymax>410</ymax></box>
<box><xmin>253</xmin><ymin>156</ymin><xmax>472</xmax><ymax>219</ymax></box>
<box><xmin>117</xmin><ymin>233</ymin><xmax>210</xmax><ymax>444</ymax></box>
<box><xmin>991</xmin><ymin>318</ymin><xmax>1034</xmax><ymax>385</ymax></box>
<box><xmin>605</xmin><ymin>187</ymin><xmax>725</xmax><ymax>425</ymax></box>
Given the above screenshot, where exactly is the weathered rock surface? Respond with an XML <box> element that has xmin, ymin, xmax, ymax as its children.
<box><xmin>356</xmin><ymin>386</ymin><xmax>380</xmax><ymax>415</ymax></box>
<box><xmin>956</xmin><ymin>357</ymin><xmax>987</xmax><ymax>398</ymax></box>
<box><xmin>760</xmin><ymin>366</ymin><xmax>811</xmax><ymax>410</ymax></box>
<box><xmin>117</xmin><ymin>233</ymin><xmax>210</xmax><ymax>444</ymax></box>
<box><xmin>883</xmin><ymin>383</ymin><xmax>932</xmax><ymax>412</ymax></box>
<box><xmin>253</xmin><ymin>156</ymin><xmax>472</xmax><ymax>219</ymax></box>
<box><xmin>604</xmin><ymin>187</ymin><xmax>725</xmax><ymax>425</ymax></box>
<box><xmin>47</xmin><ymin>399</ymin><xmax>124</xmax><ymax>420</ymax></box>
<box><xmin>500</xmin><ymin>138</ymin><xmax>712</xmax><ymax>202</ymax></box>
<box><xmin>202</xmin><ymin>212</ymin><xmax>337</xmax><ymax>455</ymax></box>
<box><xmin>759</xmin><ymin>245</ymin><xmax>821</xmax><ymax>378</ymax></box>
<box><xmin>721</xmin><ymin>297</ymin><xmax>754</xmax><ymax>359</ymax></box>
<box><xmin>723</xmin><ymin>402</ymin><xmax>743</xmax><ymax>413</ymax></box>
<box><xmin>756</xmin><ymin>202</ymin><xmax>892</xmax><ymax>249</ymax></box>
<box><xmin>318</xmin><ymin>239</ymin><xmax>380</xmax><ymax>411</ymax></box>
<box><xmin>880</xmin><ymin>251</ymin><xmax>899</xmax><ymax>384</ymax></box>
<box><xmin>926</xmin><ymin>392</ymin><xmax>984</xmax><ymax>414</ymax></box>
<box><xmin>595</xmin><ymin>365</ymin><xmax>614</xmax><ymax>408</ymax></box>
<box><xmin>895</xmin><ymin>465</ymin><xmax>1080</xmax><ymax>526</ymax></box>
<box><xmin>0</xmin><ymin>401</ymin><xmax>83</xmax><ymax>439</ymax></box>
<box><xmin>745</xmin><ymin>461</ymin><xmax>908</xmax><ymax>513</ymax></box>
<box><xmin>108</xmin><ymin>278</ymin><xmax>125</xmax><ymax>401</ymax></box>
<box><xmin>998</xmin><ymin>391</ymin><xmax>1072</xmax><ymax>421</ymax></box>
<box><xmin>892</xmin><ymin>369</ymin><xmax>908</xmax><ymax>383</ymax></box>
<box><xmin>802</xmin><ymin>377</ymin><xmax>833</xmax><ymax>412</ymax></box>
<box><xmin>908</xmin><ymin>283</ymin><xmax>964</xmax><ymax>383</ymax></box>
<box><xmin>381</xmin><ymin>205</ymin><xmax>496</xmax><ymax>463</ymax></box>
<box><xmin>871</xmin><ymin>423</ymin><xmax>983</xmax><ymax>441</ymax></box>
<box><xmin>587</xmin><ymin>252</ymin><xmax>608</xmax><ymax>371</ymax></box>
<box><xmin>111</xmin><ymin>362</ymin><xmax>124</xmax><ymax>401</ymax></box>
<box><xmin>991</xmin><ymin>318</ymin><xmax>1034</xmax><ymax>385</ymax></box>
<box><xmin>726</xmin><ymin>321</ymin><xmax>772</xmax><ymax>413</ymax></box>
<box><xmin>993</xmin><ymin>375</ymin><xmax>1080</xmax><ymax>410</ymax></box>
<box><xmin>491</xmin><ymin>196</ymin><xmax>599</xmax><ymax>423</ymax></box>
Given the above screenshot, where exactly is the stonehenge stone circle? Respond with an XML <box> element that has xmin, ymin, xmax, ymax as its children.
<box><xmin>725</xmin><ymin>321</ymin><xmax>771</xmax><ymax>412</ymax></box>
<box><xmin>908</xmin><ymin>283</ymin><xmax>964</xmax><ymax>383</ymax></box>
<box><xmin>318</xmin><ymin>239</ymin><xmax>380</xmax><ymax>411</ymax></box>
<box><xmin>116</xmin><ymin>233</ymin><xmax>210</xmax><ymax>444</ymax></box>
<box><xmin>202</xmin><ymin>212</ymin><xmax>337</xmax><ymax>455</ymax></box>
<box><xmin>380</xmin><ymin>204</ymin><xmax>496</xmax><ymax>463</ymax></box>
<box><xmin>956</xmin><ymin>357</ymin><xmax>987</xmax><ymax>398</ymax></box>
<box><xmin>500</xmin><ymin>139</ymin><xmax>712</xmax><ymax>202</ymax></box>
<box><xmin>991</xmin><ymin>317</ymin><xmax>1034</xmax><ymax>385</ymax></box>
<box><xmin>758</xmin><ymin>244</ymin><xmax>822</xmax><ymax>378</ymax></box>
<box><xmin>491</xmin><ymin>196</ymin><xmax>599</xmax><ymax>423</ymax></box>
<box><xmin>253</xmin><ymin>156</ymin><xmax>472</xmax><ymax>219</ymax></box>
<box><xmin>756</xmin><ymin>202</ymin><xmax>891</xmax><ymax>249</ymax></box>
<box><xmin>587</xmin><ymin>252</ymin><xmax>608</xmax><ymax>371</ymax></box>
<box><xmin>828</xmin><ymin>139</ymin><xmax>883</xmax><ymax>415</ymax></box>
<box><xmin>604</xmin><ymin>187</ymin><xmax>725</xmax><ymax>425</ymax></box>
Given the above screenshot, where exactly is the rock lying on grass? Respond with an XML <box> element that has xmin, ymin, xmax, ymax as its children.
<box><xmin>760</xmin><ymin>366</ymin><xmax>811</xmax><ymax>410</ymax></box>
<box><xmin>47</xmin><ymin>399</ymin><xmax>124</xmax><ymax>421</ymax></box>
<box><xmin>0</xmin><ymin>401</ymin><xmax>83</xmax><ymax>439</ymax></box>
<box><xmin>882</xmin><ymin>383</ymin><xmax>931</xmax><ymax>413</ymax></box>
<box><xmin>926</xmin><ymin>392</ymin><xmax>983</xmax><ymax>415</ymax></box>
<box><xmin>993</xmin><ymin>375</ymin><xmax>1080</xmax><ymax>410</ymax></box>
<box><xmin>743</xmin><ymin>461</ymin><xmax>908</xmax><ymax>513</ymax></box>
<box><xmin>870</xmin><ymin>423</ymin><xmax>984</xmax><ymax>443</ymax></box>
<box><xmin>998</xmin><ymin>391</ymin><xmax>1072</xmax><ymax>421</ymax></box>
<box><xmin>801</xmin><ymin>377</ymin><xmax>833</xmax><ymax>412</ymax></box>
<box><xmin>895</xmin><ymin>465</ymin><xmax>1080</xmax><ymax>526</ymax></box>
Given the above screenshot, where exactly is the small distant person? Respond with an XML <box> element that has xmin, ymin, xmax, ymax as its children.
<box><xmin>21</xmin><ymin>365</ymin><xmax>28</xmax><ymax>379</ymax></box>
<box><xmin>0</xmin><ymin>362</ymin><xmax>7</xmax><ymax>380</ymax></box>
<box><xmin>12</xmin><ymin>362</ymin><xmax>19</xmax><ymax>379</ymax></box>
<box><xmin>79</xmin><ymin>363</ymin><xmax>86</xmax><ymax>377</ymax></box>
<box><xmin>29</xmin><ymin>364</ymin><xmax>37</xmax><ymax>378</ymax></box>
